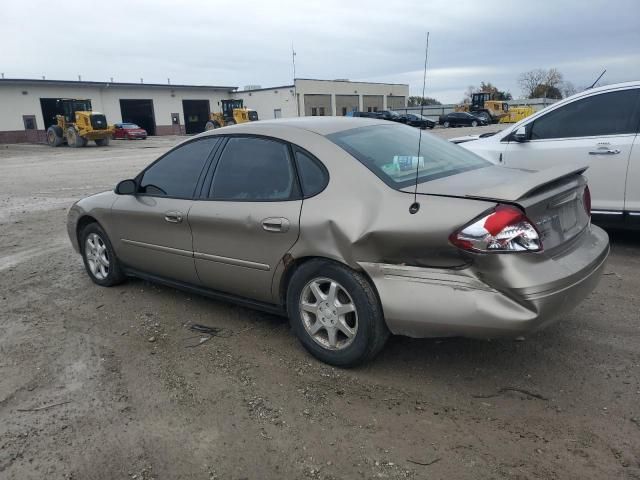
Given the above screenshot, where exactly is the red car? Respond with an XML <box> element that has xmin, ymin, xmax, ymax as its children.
<box><xmin>113</xmin><ymin>123</ymin><xmax>147</xmax><ymax>140</ymax></box>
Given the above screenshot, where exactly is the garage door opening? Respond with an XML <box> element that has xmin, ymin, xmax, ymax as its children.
<box><xmin>40</xmin><ymin>98</ymin><xmax>66</xmax><ymax>129</ymax></box>
<box><xmin>119</xmin><ymin>99</ymin><xmax>156</xmax><ymax>135</ymax></box>
<box><xmin>182</xmin><ymin>100</ymin><xmax>210</xmax><ymax>134</ymax></box>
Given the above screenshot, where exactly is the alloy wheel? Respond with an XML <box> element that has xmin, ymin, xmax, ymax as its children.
<box><xmin>85</xmin><ymin>233</ymin><xmax>110</xmax><ymax>280</ymax></box>
<box><xmin>299</xmin><ymin>277</ymin><xmax>358</xmax><ymax>350</ymax></box>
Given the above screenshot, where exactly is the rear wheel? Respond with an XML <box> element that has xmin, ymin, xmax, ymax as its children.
<box><xmin>46</xmin><ymin>126</ymin><xmax>63</xmax><ymax>147</ymax></box>
<box><xmin>80</xmin><ymin>223</ymin><xmax>126</xmax><ymax>287</ymax></box>
<box><xmin>225</xmin><ymin>119</ymin><xmax>236</xmax><ymax>126</ymax></box>
<box><xmin>205</xmin><ymin>121</ymin><xmax>219</xmax><ymax>130</ymax></box>
<box><xmin>95</xmin><ymin>137</ymin><xmax>110</xmax><ymax>146</ymax></box>
<box><xmin>287</xmin><ymin>260</ymin><xmax>389</xmax><ymax>367</ymax></box>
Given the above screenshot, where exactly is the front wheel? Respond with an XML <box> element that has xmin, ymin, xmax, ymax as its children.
<box><xmin>471</xmin><ymin>120</ymin><xmax>478</xmax><ymax>127</ymax></box>
<box><xmin>287</xmin><ymin>260</ymin><xmax>389</xmax><ymax>367</ymax></box>
<box><xmin>80</xmin><ymin>223</ymin><xmax>126</xmax><ymax>287</ymax></box>
<box><xmin>225</xmin><ymin>119</ymin><xmax>236</xmax><ymax>126</ymax></box>
<box><xmin>443</xmin><ymin>121</ymin><xmax>450</xmax><ymax>128</ymax></box>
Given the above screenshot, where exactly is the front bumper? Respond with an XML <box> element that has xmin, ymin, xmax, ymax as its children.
<box><xmin>359</xmin><ymin>225</ymin><xmax>609</xmax><ymax>338</ymax></box>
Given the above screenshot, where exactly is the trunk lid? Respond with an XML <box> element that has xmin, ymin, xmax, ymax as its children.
<box><xmin>401</xmin><ymin>164</ymin><xmax>591</xmax><ymax>250</ymax></box>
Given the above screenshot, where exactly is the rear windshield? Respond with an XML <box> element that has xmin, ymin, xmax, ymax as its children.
<box><xmin>327</xmin><ymin>124</ymin><xmax>489</xmax><ymax>188</ymax></box>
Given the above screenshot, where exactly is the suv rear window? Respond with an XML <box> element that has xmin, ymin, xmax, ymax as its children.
<box><xmin>327</xmin><ymin>124</ymin><xmax>489</xmax><ymax>188</ymax></box>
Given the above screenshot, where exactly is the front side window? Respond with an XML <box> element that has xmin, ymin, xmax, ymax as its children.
<box><xmin>139</xmin><ymin>138</ymin><xmax>217</xmax><ymax>198</ymax></box>
<box><xmin>210</xmin><ymin>137</ymin><xmax>296</xmax><ymax>201</ymax></box>
<box><xmin>328</xmin><ymin>124</ymin><xmax>489</xmax><ymax>188</ymax></box>
<box><xmin>529</xmin><ymin>89</ymin><xmax>640</xmax><ymax>140</ymax></box>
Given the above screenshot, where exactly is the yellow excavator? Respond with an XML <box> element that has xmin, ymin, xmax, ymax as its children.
<box><xmin>205</xmin><ymin>99</ymin><xmax>258</xmax><ymax>130</ymax></box>
<box><xmin>46</xmin><ymin>99</ymin><xmax>114</xmax><ymax>147</ymax></box>
<box><xmin>456</xmin><ymin>92</ymin><xmax>509</xmax><ymax>124</ymax></box>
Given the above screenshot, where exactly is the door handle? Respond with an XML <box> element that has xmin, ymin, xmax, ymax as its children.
<box><xmin>261</xmin><ymin>217</ymin><xmax>290</xmax><ymax>233</ymax></box>
<box><xmin>164</xmin><ymin>211</ymin><xmax>183</xmax><ymax>223</ymax></box>
<box><xmin>589</xmin><ymin>148</ymin><xmax>621</xmax><ymax>155</ymax></box>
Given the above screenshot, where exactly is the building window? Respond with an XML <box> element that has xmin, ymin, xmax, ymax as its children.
<box><xmin>319</xmin><ymin>107</ymin><xmax>325</xmax><ymax>116</ymax></box>
<box><xmin>23</xmin><ymin>116</ymin><xmax>37</xmax><ymax>130</ymax></box>
<box><xmin>311</xmin><ymin>107</ymin><xmax>318</xmax><ymax>116</ymax></box>
<box><xmin>373</xmin><ymin>107</ymin><xmax>378</xmax><ymax>112</ymax></box>
<box><xmin>367</xmin><ymin>107</ymin><xmax>372</xmax><ymax>112</ymax></box>
<box><xmin>274</xmin><ymin>109</ymin><xmax>282</xmax><ymax>119</ymax></box>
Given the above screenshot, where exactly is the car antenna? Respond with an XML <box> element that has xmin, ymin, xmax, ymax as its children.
<box><xmin>409</xmin><ymin>32</ymin><xmax>430</xmax><ymax>215</ymax></box>
<box><xmin>587</xmin><ymin>69</ymin><xmax>606</xmax><ymax>90</ymax></box>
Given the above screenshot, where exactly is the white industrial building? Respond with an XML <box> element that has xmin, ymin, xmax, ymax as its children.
<box><xmin>0</xmin><ymin>77</ymin><xmax>408</xmax><ymax>143</ymax></box>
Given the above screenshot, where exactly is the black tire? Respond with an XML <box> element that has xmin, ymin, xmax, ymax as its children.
<box><xmin>471</xmin><ymin>120</ymin><xmax>478</xmax><ymax>127</ymax></box>
<box><xmin>66</xmin><ymin>127</ymin><xmax>85</xmax><ymax>148</ymax></box>
<box><xmin>443</xmin><ymin>121</ymin><xmax>450</xmax><ymax>128</ymax></box>
<box><xmin>287</xmin><ymin>259</ymin><xmax>389</xmax><ymax>367</ymax></box>
<box><xmin>479</xmin><ymin>111</ymin><xmax>492</xmax><ymax>124</ymax></box>
<box><xmin>80</xmin><ymin>222</ymin><xmax>126</xmax><ymax>287</ymax></box>
<box><xmin>95</xmin><ymin>137</ymin><xmax>110</xmax><ymax>146</ymax></box>
<box><xmin>46</xmin><ymin>126</ymin><xmax>63</xmax><ymax>147</ymax></box>
<box><xmin>225</xmin><ymin>119</ymin><xmax>236</xmax><ymax>126</ymax></box>
<box><xmin>205</xmin><ymin>121</ymin><xmax>218</xmax><ymax>131</ymax></box>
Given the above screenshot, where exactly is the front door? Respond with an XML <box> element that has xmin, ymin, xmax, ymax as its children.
<box><xmin>111</xmin><ymin>136</ymin><xmax>219</xmax><ymax>284</ymax></box>
<box><xmin>503</xmin><ymin>87</ymin><xmax>640</xmax><ymax>212</ymax></box>
<box><xmin>189</xmin><ymin>136</ymin><xmax>302</xmax><ymax>304</ymax></box>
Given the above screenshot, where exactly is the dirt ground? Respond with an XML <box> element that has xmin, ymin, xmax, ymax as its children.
<box><xmin>1</xmin><ymin>129</ymin><xmax>639</xmax><ymax>480</ymax></box>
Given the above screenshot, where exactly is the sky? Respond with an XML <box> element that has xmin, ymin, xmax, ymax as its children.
<box><xmin>2</xmin><ymin>0</ymin><xmax>639</xmax><ymax>104</ymax></box>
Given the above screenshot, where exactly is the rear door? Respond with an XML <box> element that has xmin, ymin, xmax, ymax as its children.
<box><xmin>502</xmin><ymin>87</ymin><xmax>640</xmax><ymax>212</ymax></box>
<box><xmin>189</xmin><ymin>136</ymin><xmax>302</xmax><ymax>304</ymax></box>
<box><xmin>111</xmin><ymin>137</ymin><xmax>219</xmax><ymax>284</ymax></box>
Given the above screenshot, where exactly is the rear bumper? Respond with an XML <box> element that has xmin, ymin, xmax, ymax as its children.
<box><xmin>359</xmin><ymin>225</ymin><xmax>609</xmax><ymax>338</ymax></box>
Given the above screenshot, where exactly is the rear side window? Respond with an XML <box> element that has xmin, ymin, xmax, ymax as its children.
<box><xmin>210</xmin><ymin>137</ymin><xmax>297</xmax><ymax>201</ymax></box>
<box><xmin>530</xmin><ymin>89</ymin><xmax>640</xmax><ymax>139</ymax></box>
<box><xmin>139</xmin><ymin>138</ymin><xmax>217</xmax><ymax>198</ymax></box>
<box><xmin>294</xmin><ymin>149</ymin><xmax>328</xmax><ymax>197</ymax></box>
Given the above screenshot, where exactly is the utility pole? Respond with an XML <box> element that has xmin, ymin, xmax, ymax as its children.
<box><xmin>292</xmin><ymin>43</ymin><xmax>300</xmax><ymax>116</ymax></box>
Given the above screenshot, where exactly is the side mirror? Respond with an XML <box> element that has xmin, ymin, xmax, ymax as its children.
<box><xmin>115</xmin><ymin>179</ymin><xmax>137</xmax><ymax>195</ymax></box>
<box><xmin>513</xmin><ymin>126</ymin><xmax>528</xmax><ymax>143</ymax></box>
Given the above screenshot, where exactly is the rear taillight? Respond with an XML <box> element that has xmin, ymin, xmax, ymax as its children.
<box><xmin>583</xmin><ymin>185</ymin><xmax>591</xmax><ymax>216</ymax></box>
<box><xmin>449</xmin><ymin>205</ymin><xmax>542</xmax><ymax>253</ymax></box>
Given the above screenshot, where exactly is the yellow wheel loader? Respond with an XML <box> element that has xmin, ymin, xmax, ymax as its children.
<box><xmin>456</xmin><ymin>92</ymin><xmax>509</xmax><ymax>124</ymax></box>
<box><xmin>205</xmin><ymin>99</ymin><xmax>259</xmax><ymax>130</ymax></box>
<box><xmin>46</xmin><ymin>99</ymin><xmax>114</xmax><ymax>147</ymax></box>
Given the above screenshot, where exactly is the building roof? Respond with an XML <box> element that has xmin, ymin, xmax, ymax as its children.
<box><xmin>0</xmin><ymin>78</ymin><xmax>237</xmax><ymax>91</ymax></box>
<box><xmin>294</xmin><ymin>78</ymin><xmax>409</xmax><ymax>87</ymax></box>
<box><xmin>237</xmin><ymin>84</ymin><xmax>295</xmax><ymax>93</ymax></box>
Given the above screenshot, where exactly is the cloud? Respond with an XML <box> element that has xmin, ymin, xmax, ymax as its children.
<box><xmin>2</xmin><ymin>0</ymin><xmax>639</xmax><ymax>103</ymax></box>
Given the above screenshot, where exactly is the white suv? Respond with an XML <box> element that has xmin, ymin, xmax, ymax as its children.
<box><xmin>461</xmin><ymin>81</ymin><xmax>640</xmax><ymax>228</ymax></box>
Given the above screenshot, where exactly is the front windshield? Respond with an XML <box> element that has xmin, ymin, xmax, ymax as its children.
<box><xmin>328</xmin><ymin>124</ymin><xmax>489</xmax><ymax>188</ymax></box>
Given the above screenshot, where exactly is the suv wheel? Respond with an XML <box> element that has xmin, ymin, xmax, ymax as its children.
<box><xmin>287</xmin><ymin>260</ymin><xmax>389</xmax><ymax>367</ymax></box>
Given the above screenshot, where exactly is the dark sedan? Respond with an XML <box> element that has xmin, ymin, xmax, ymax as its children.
<box><xmin>438</xmin><ymin>112</ymin><xmax>488</xmax><ymax>128</ymax></box>
<box><xmin>399</xmin><ymin>113</ymin><xmax>435</xmax><ymax>129</ymax></box>
<box><xmin>113</xmin><ymin>123</ymin><xmax>148</xmax><ymax>140</ymax></box>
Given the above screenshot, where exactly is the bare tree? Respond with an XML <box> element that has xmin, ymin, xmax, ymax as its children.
<box><xmin>561</xmin><ymin>81</ymin><xmax>577</xmax><ymax>98</ymax></box>
<box><xmin>519</xmin><ymin>68</ymin><xmax>567</xmax><ymax>98</ymax></box>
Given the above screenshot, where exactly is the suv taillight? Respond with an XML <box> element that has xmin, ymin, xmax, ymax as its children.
<box><xmin>583</xmin><ymin>185</ymin><xmax>591</xmax><ymax>216</ymax></box>
<box><xmin>449</xmin><ymin>205</ymin><xmax>542</xmax><ymax>253</ymax></box>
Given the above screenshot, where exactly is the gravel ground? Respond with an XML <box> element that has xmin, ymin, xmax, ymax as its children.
<box><xmin>1</xmin><ymin>129</ymin><xmax>639</xmax><ymax>480</ymax></box>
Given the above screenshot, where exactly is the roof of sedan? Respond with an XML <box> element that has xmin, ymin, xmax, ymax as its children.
<box><xmin>215</xmin><ymin>117</ymin><xmax>390</xmax><ymax>136</ymax></box>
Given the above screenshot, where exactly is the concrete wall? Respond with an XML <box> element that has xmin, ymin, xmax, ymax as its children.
<box><xmin>234</xmin><ymin>86</ymin><xmax>297</xmax><ymax>120</ymax></box>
